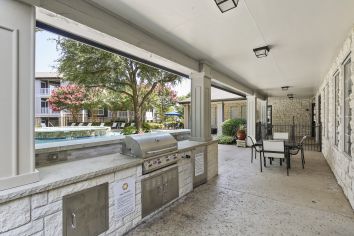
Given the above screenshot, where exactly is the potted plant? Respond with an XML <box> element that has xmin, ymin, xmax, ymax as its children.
<box><xmin>236</xmin><ymin>124</ymin><xmax>246</xmax><ymax>140</ymax></box>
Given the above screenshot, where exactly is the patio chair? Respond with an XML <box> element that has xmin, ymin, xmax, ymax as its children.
<box><xmin>289</xmin><ymin>136</ymin><xmax>307</xmax><ymax>169</ymax></box>
<box><xmin>111</xmin><ymin>122</ymin><xmax>118</xmax><ymax>129</ymax></box>
<box><xmin>100</xmin><ymin>123</ymin><xmax>105</xmax><ymax>127</ymax></box>
<box><xmin>273</xmin><ymin>132</ymin><xmax>289</xmax><ymax>140</ymax></box>
<box><xmin>130</xmin><ymin>123</ymin><xmax>135</xmax><ymax>127</ymax></box>
<box><xmin>262</xmin><ymin>140</ymin><xmax>289</xmax><ymax>176</ymax></box>
<box><xmin>120</xmin><ymin>123</ymin><xmax>126</xmax><ymax>129</ymax></box>
<box><xmin>70</xmin><ymin>123</ymin><xmax>76</xmax><ymax>126</ymax></box>
<box><xmin>40</xmin><ymin>123</ymin><xmax>46</xmax><ymax>128</ymax></box>
<box><xmin>87</xmin><ymin>123</ymin><xmax>92</xmax><ymax>126</ymax></box>
<box><xmin>78</xmin><ymin>123</ymin><xmax>84</xmax><ymax>126</ymax></box>
<box><xmin>247</xmin><ymin>136</ymin><xmax>262</xmax><ymax>164</ymax></box>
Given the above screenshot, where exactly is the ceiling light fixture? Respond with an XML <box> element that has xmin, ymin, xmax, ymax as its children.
<box><xmin>281</xmin><ymin>86</ymin><xmax>290</xmax><ymax>91</ymax></box>
<box><xmin>214</xmin><ymin>0</ymin><xmax>239</xmax><ymax>13</ymax></box>
<box><xmin>253</xmin><ymin>46</ymin><xmax>270</xmax><ymax>58</ymax></box>
<box><xmin>287</xmin><ymin>94</ymin><xmax>294</xmax><ymax>100</ymax></box>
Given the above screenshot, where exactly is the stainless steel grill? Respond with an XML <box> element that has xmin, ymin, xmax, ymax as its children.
<box><xmin>121</xmin><ymin>133</ymin><xmax>178</xmax><ymax>174</ymax></box>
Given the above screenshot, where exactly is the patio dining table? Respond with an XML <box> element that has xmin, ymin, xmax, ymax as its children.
<box><xmin>255</xmin><ymin>139</ymin><xmax>298</xmax><ymax>169</ymax></box>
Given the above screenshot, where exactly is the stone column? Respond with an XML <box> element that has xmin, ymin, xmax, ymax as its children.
<box><xmin>183</xmin><ymin>104</ymin><xmax>189</xmax><ymax>129</ymax></box>
<box><xmin>190</xmin><ymin>70</ymin><xmax>212</xmax><ymax>142</ymax></box>
<box><xmin>0</xmin><ymin>0</ymin><xmax>39</xmax><ymax>190</ymax></box>
<box><xmin>247</xmin><ymin>95</ymin><xmax>257</xmax><ymax>145</ymax></box>
<box><xmin>216</xmin><ymin>102</ymin><xmax>223</xmax><ymax>136</ymax></box>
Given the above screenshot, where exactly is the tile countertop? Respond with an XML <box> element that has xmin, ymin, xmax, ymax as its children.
<box><xmin>0</xmin><ymin>153</ymin><xmax>142</xmax><ymax>204</ymax></box>
<box><xmin>0</xmin><ymin>138</ymin><xmax>218</xmax><ymax>203</ymax></box>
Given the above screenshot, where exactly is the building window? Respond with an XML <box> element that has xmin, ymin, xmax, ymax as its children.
<box><xmin>344</xmin><ymin>58</ymin><xmax>352</xmax><ymax>156</ymax></box>
<box><xmin>325</xmin><ymin>85</ymin><xmax>329</xmax><ymax>138</ymax></box>
<box><xmin>335</xmin><ymin>73</ymin><xmax>340</xmax><ymax>146</ymax></box>
<box><xmin>97</xmin><ymin>108</ymin><xmax>105</xmax><ymax>116</ymax></box>
<box><xmin>230</xmin><ymin>106</ymin><xmax>238</xmax><ymax>119</ymax></box>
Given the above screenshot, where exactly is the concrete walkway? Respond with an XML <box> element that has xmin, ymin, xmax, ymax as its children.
<box><xmin>127</xmin><ymin>145</ymin><xmax>354</xmax><ymax>236</ymax></box>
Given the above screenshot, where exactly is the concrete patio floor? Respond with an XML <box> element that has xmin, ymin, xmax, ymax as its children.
<box><xmin>127</xmin><ymin>145</ymin><xmax>354</xmax><ymax>236</ymax></box>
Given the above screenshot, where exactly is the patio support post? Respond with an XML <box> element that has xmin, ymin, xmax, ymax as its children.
<box><xmin>247</xmin><ymin>95</ymin><xmax>257</xmax><ymax>145</ymax></box>
<box><xmin>0</xmin><ymin>0</ymin><xmax>39</xmax><ymax>190</ymax></box>
<box><xmin>260</xmin><ymin>100</ymin><xmax>267</xmax><ymax>125</ymax></box>
<box><xmin>183</xmin><ymin>104</ymin><xmax>190</xmax><ymax>129</ymax></box>
<box><xmin>216</xmin><ymin>102</ymin><xmax>223</xmax><ymax>136</ymax></box>
<box><xmin>190</xmin><ymin>65</ymin><xmax>212</xmax><ymax>142</ymax></box>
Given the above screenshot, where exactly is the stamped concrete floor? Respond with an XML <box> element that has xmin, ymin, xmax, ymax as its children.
<box><xmin>127</xmin><ymin>145</ymin><xmax>354</xmax><ymax>236</ymax></box>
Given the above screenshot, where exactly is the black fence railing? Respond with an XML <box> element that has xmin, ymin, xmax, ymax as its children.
<box><xmin>256</xmin><ymin>123</ymin><xmax>322</xmax><ymax>152</ymax></box>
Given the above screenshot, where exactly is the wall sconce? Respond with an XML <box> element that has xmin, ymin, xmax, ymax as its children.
<box><xmin>253</xmin><ymin>46</ymin><xmax>270</xmax><ymax>58</ymax></box>
<box><xmin>281</xmin><ymin>86</ymin><xmax>290</xmax><ymax>91</ymax></box>
<box><xmin>214</xmin><ymin>0</ymin><xmax>239</xmax><ymax>13</ymax></box>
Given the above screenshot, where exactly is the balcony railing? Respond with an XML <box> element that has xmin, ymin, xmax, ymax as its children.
<box><xmin>39</xmin><ymin>87</ymin><xmax>55</xmax><ymax>95</ymax></box>
<box><xmin>40</xmin><ymin>107</ymin><xmax>59</xmax><ymax>115</ymax></box>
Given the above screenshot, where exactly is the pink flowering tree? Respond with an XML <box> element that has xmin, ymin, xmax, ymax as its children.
<box><xmin>48</xmin><ymin>85</ymin><xmax>86</xmax><ymax>122</ymax></box>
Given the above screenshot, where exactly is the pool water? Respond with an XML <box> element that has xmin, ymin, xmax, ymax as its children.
<box><xmin>35</xmin><ymin>131</ymin><xmax>122</xmax><ymax>144</ymax></box>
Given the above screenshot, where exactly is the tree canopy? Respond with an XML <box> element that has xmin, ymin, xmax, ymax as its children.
<box><xmin>48</xmin><ymin>85</ymin><xmax>86</xmax><ymax>122</ymax></box>
<box><xmin>55</xmin><ymin>38</ymin><xmax>181</xmax><ymax>130</ymax></box>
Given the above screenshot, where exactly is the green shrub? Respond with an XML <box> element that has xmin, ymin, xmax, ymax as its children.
<box><xmin>222</xmin><ymin>118</ymin><xmax>246</xmax><ymax>136</ymax></box>
<box><xmin>121</xmin><ymin>126</ymin><xmax>137</xmax><ymax>135</ymax></box>
<box><xmin>145</xmin><ymin>122</ymin><xmax>164</xmax><ymax>130</ymax></box>
<box><xmin>217</xmin><ymin>135</ymin><xmax>235</xmax><ymax>144</ymax></box>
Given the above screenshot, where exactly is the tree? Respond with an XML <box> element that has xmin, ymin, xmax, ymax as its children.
<box><xmin>55</xmin><ymin>38</ymin><xmax>181</xmax><ymax>130</ymax></box>
<box><xmin>48</xmin><ymin>85</ymin><xmax>86</xmax><ymax>122</ymax></box>
<box><xmin>147</xmin><ymin>84</ymin><xmax>178</xmax><ymax>122</ymax></box>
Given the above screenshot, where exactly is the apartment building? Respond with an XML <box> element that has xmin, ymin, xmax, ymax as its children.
<box><xmin>34</xmin><ymin>72</ymin><xmax>62</xmax><ymax>126</ymax></box>
<box><xmin>35</xmin><ymin>72</ymin><xmax>156</xmax><ymax>126</ymax></box>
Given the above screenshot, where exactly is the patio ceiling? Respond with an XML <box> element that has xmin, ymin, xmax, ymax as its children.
<box><xmin>88</xmin><ymin>0</ymin><xmax>354</xmax><ymax>97</ymax></box>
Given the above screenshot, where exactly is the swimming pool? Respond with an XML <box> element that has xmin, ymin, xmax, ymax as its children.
<box><xmin>35</xmin><ymin>126</ymin><xmax>121</xmax><ymax>144</ymax></box>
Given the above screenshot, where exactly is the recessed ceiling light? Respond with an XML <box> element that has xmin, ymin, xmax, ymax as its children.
<box><xmin>214</xmin><ymin>0</ymin><xmax>239</xmax><ymax>13</ymax></box>
<box><xmin>253</xmin><ymin>46</ymin><xmax>270</xmax><ymax>58</ymax></box>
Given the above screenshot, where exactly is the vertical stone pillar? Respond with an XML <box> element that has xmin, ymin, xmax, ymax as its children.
<box><xmin>190</xmin><ymin>70</ymin><xmax>212</xmax><ymax>142</ymax></box>
<box><xmin>247</xmin><ymin>95</ymin><xmax>257</xmax><ymax>145</ymax></box>
<box><xmin>216</xmin><ymin>102</ymin><xmax>223</xmax><ymax>136</ymax></box>
<box><xmin>183</xmin><ymin>104</ymin><xmax>189</xmax><ymax>129</ymax></box>
<box><xmin>0</xmin><ymin>0</ymin><xmax>39</xmax><ymax>190</ymax></box>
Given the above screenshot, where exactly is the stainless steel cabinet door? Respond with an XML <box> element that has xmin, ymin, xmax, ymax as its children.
<box><xmin>142</xmin><ymin>174</ymin><xmax>163</xmax><ymax>217</ymax></box>
<box><xmin>63</xmin><ymin>183</ymin><xmax>108</xmax><ymax>236</ymax></box>
<box><xmin>162</xmin><ymin>167</ymin><xmax>179</xmax><ymax>204</ymax></box>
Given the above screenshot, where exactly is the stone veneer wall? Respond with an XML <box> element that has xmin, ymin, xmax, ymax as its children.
<box><xmin>316</xmin><ymin>26</ymin><xmax>354</xmax><ymax>208</ymax></box>
<box><xmin>223</xmin><ymin>101</ymin><xmax>247</xmax><ymax>120</ymax></box>
<box><xmin>268</xmin><ymin>97</ymin><xmax>312</xmax><ymax>126</ymax></box>
<box><xmin>0</xmin><ymin>142</ymin><xmax>219</xmax><ymax>235</ymax></box>
<box><xmin>0</xmin><ymin>166</ymin><xmax>143</xmax><ymax>236</ymax></box>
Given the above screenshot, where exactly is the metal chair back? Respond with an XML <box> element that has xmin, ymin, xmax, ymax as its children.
<box><xmin>263</xmin><ymin>140</ymin><xmax>285</xmax><ymax>159</ymax></box>
<box><xmin>273</xmin><ymin>132</ymin><xmax>289</xmax><ymax>140</ymax></box>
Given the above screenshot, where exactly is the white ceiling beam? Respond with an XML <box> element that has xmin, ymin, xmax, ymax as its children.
<box><xmin>19</xmin><ymin>0</ymin><xmax>263</xmax><ymax>98</ymax></box>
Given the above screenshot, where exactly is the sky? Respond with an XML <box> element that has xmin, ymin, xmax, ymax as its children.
<box><xmin>35</xmin><ymin>30</ymin><xmax>191</xmax><ymax>96</ymax></box>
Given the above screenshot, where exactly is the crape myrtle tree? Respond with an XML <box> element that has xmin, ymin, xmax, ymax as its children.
<box><xmin>48</xmin><ymin>84</ymin><xmax>86</xmax><ymax>122</ymax></box>
<box><xmin>55</xmin><ymin>38</ymin><xmax>181</xmax><ymax>130</ymax></box>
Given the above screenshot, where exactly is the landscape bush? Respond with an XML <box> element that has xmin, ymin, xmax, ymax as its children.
<box><xmin>222</xmin><ymin>118</ymin><xmax>246</xmax><ymax>136</ymax></box>
<box><xmin>217</xmin><ymin>135</ymin><xmax>235</xmax><ymax>144</ymax></box>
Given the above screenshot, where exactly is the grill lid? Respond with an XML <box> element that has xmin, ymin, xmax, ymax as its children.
<box><xmin>122</xmin><ymin>133</ymin><xmax>177</xmax><ymax>159</ymax></box>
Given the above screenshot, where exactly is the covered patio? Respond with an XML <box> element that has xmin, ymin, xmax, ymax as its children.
<box><xmin>1</xmin><ymin>0</ymin><xmax>354</xmax><ymax>235</ymax></box>
<box><xmin>128</xmin><ymin>145</ymin><xmax>354</xmax><ymax>235</ymax></box>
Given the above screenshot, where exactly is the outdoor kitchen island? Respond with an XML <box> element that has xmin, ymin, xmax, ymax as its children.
<box><xmin>0</xmin><ymin>134</ymin><xmax>218</xmax><ymax>236</ymax></box>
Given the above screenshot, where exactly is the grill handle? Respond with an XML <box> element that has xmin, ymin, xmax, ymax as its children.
<box><xmin>146</xmin><ymin>146</ymin><xmax>176</xmax><ymax>155</ymax></box>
